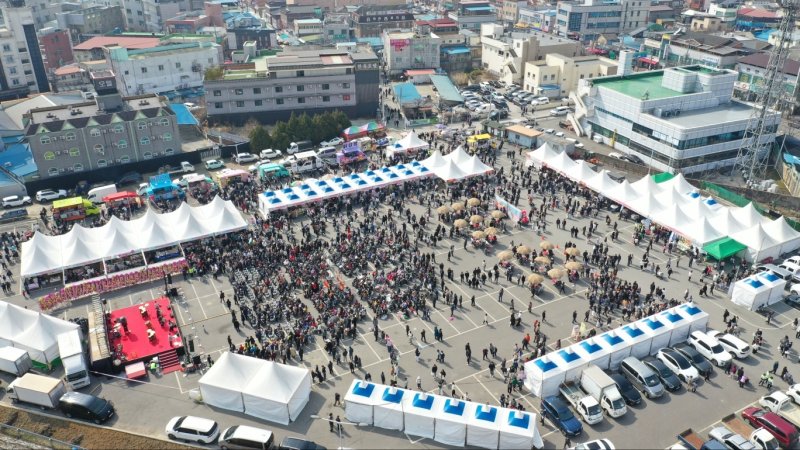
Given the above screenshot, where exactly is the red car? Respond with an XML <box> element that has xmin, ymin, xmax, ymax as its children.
<box><xmin>742</xmin><ymin>407</ymin><xmax>799</xmax><ymax>448</ymax></box>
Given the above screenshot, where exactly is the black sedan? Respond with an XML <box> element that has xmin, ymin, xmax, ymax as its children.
<box><xmin>673</xmin><ymin>343</ymin><xmax>713</xmax><ymax>378</ymax></box>
<box><xmin>643</xmin><ymin>357</ymin><xmax>682</xmax><ymax>391</ymax></box>
<box><xmin>610</xmin><ymin>373</ymin><xmax>642</xmax><ymax>406</ymax></box>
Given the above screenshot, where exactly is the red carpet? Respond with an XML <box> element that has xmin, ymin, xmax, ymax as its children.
<box><xmin>107</xmin><ymin>297</ymin><xmax>184</xmax><ymax>368</ymax></box>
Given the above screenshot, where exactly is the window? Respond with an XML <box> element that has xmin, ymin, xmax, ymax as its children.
<box><xmin>214</xmin><ymin>102</ymin><xmax>222</xmax><ymax>108</ymax></box>
<box><xmin>141</xmin><ymin>67</ymin><xmax>147</xmax><ymax>73</ymax></box>
<box><xmin>69</xmin><ymin>147</ymin><xmax>80</xmax><ymax>157</ymax></box>
<box><xmin>255</xmin><ymin>100</ymin><xmax>262</xmax><ymax>106</ymax></box>
<box><xmin>1</xmin><ymin>44</ymin><xmax>9</xmax><ymax>52</ymax></box>
<box><xmin>4</xmin><ymin>56</ymin><xmax>12</xmax><ymax>63</ymax></box>
<box><xmin>322</xmin><ymin>83</ymin><xmax>330</xmax><ymax>90</ymax></box>
<box><xmin>48</xmin><ymin>167</ymin><xmax>59</xmax><ymax>176</ymax></box>
<box><xmin>97</xmin><ymin>159</ymin><xmax>107</xmax><ymax>167</ymax></box>
<box><xmin>296</xmin><ymin>70</ymin><xmax>305</xmax><ymax>77</ymax></box>
<box><xmin>235</xmin><ymin>89</ymin><xmax>243</xmax><ymax>95</ymax></box>
<box><xmin>118</xmin><ymin>139</ymin><xmax>128</xmax><ymax>149</ymax></box>
<box><xmin>213</xmin><ymin>90</ymin><xmax>221</xmax><ymax>96</ymax></box>
<box><xmin>163</xmin><ymin>133</ymin><xmax>172</xmax><ymax>141</ymax></box>
<box><xmin>8</xmin><ymin>67</ymin><xmax>15</xmax><ymax>75</ymax></box>
<box><xmin>40</xmin><ymin>137</ymin><xmax>50</xmax><ymax>144</ymax></box>
<box><xmin>159</xmin><ymin>118</ymin><xmax>170</xmax><ymax>126</ymax></box>
<box><xmin>175</xmin><ymin>62</ymin><xmax>181</xmax><ymax>69</ymax></box>
<box><xmin>164</xmin><ymin>148</ymin><xmax>174</xmax><ymax>155</ymax></box>
<box><xmin>90</xmin><ymin>128</ymin><xmax>101</xmax><ymax>137</ymax></box>
<box><xmin>253</xmin><ymin>88</ymin><xmax>261</xmax><ymax>94</ymax></box>
<box><xmin>297</xmin><ymin>85</ymin><xmax>304</xmax><ymax>92</ymax></box>
<box><xmin>343</xmin><ymin>94</ymin><xmax>351</xmax><ymax>101</ymax></box>
<box><xmin>298</xmin><ymin>97</ymin><xmax>305</xmax><ymax>104</ymax></box>
<box><xmin>43</xmin><ymin>151</ymin><xmax>55</xmax><ymax>160</ymax></box>
<box><xmin>11</xmin><ymin>79</ymin><xmax>19</xmax><ymax>86</ymax></box>
<box><xmin>236</xmin><ymin>101</ymin><xmax>245</xmax><ymax>107</ymax></box>
<box><xmin>275</xmin><ymin>86</ymin><xmax>283</xmax><ymax>93</ymax></box>
<box><xmin>65</xmin><ymin>132</ymin><xmax>75</xmax><ymax>141</ymax></box>
<box><xmin>322</xmin><ymin>96</ymin><xmax>330</xmax><ymax>102</ymax></box>
<box><xmin>112</xmin><ymin>125</ymin><xmax>124</xmax><ymax>133</ymax></box>
<box><xmin>277</xmin><ymin>99</ymin><xmax>284</xmax><ymax>105</ymax></box>
<box><xmin>73</xmin><ymin>163</ymin><xmax>83</xmax><ymax>172</ymax></box>
<box><xmin>343</xmin><ymin>82</ymin><xmax>350</xmax><ymax>88</ymax></box>
<box><xmin>120</xmin><ymin>155</ymin><xmax>130</xmax><ymax>163</ymax></box>
<box><xmin>140</xmin><ymin>137</ymin><xmax>150</xmax><ymax>145</ymax></box>
<box><xmin>138</xmin><ymin>122</ymin><xmax>147</xmax><ymax>130</ymax></box>
<box><xmin>143</xmin><ymin>152</ymin><xmax>153</xmax><ymax>160</ymax></box>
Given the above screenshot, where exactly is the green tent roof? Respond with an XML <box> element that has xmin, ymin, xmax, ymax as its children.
<box><xmin>652</xmin><ymin>172</ymin><xmax>675</xmax><ymax>183</ymax></box>
<box><xmin>703</xmin><ymin>237</ymin><xmax>747</xmax><ymax>260</ymax></box>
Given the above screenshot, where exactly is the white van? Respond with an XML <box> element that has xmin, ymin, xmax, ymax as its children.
<box><xmin>316</xmin><ymin>146</ymin><xmax>337</xmax><ymax>160</ymax></box>
<box><xmin>219</xmin><ymin>425</ymin><xmax>274</xmax><ymax>450</ymax></box>
<box><xmin>57</xmin><ymin>332</ymin><xmax>90</xmax><ymax>389</ymax></box>
<box><xmin>86</xmin><ymin>184</ymin><xmax>117</xmax><ymax>204</ymax></box>
<box><xmin>534</xmin><ymin>97</ymin><xmax>550</xmax><ymax>105</ymax></box>
<box><xmin>550</xmin><ymin>106</ymin><xmax>570</xmax><ymax>116</ymax></box>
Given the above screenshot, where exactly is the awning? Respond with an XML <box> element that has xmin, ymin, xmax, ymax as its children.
<box><xmin>651</xmin><ymin>172</ymin><xmax>675</xmax><ymax>183</ymax></box>
<box><xmin>703</xmin><ymin>237</ymin><xmax>747</xmax><ymax>260</ymax></box>
<box><xmin>639</xmin><ymin>57</ymin><xmax>659</xmax><ymax>65</ymax></box>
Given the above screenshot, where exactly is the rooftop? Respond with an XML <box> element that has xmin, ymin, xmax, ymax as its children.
<box><xmin>594</xmin><ymin>72</ymin><xmax>683</xmax><ymax>100</ymax></box>
<box><xmin>738</xmin><ymin>52</ymin><xmax>800</xmax><ymax>76</ymax></box>
<box><xmin>660</xmin><ymin>101</ymin><xmax>757</xmax><ymax>129</ymax></box>
<box><xmin>506</xmin><ymin>124</ymin><xmax>542</xmax><ymax>138</ymax></box>
<box><xmin>27</xmin><ymin>95</ymin><xmax>169</xmax><ymax>124</ymax></box>
<box><xmin>73</xmin><ymin>36</ymin><xmax>161</xmax><ymax>51</ymax></box>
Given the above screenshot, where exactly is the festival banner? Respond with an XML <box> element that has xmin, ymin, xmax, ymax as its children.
<box><xmin>495</xmin><ymin>195</ymin><xmax>525</xmax><ymax>223</ymax></box>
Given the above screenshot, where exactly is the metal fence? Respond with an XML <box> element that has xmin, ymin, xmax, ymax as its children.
<box><xmin>0</xmin><ymin>421</ymin><xmax>86</xmax><ymax>450</ymax></box>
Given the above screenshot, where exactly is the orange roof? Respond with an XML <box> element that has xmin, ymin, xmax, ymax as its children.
<box><xmin>54</xmin><ymin>65</ymin><xmax>83</xmax><ymax>76</ymax></box>
<box><xmin>405</xmin><ymin>69</ymin><xmax>435</xmax><ymax>76</ymax></box>
<box><xmin>73</xmin><ymin>36</ymin><xmax>161</xmax><ymax>51</ymax></box>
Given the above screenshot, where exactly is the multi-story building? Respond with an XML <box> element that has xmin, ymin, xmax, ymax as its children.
<box><xmin>501</xmin><ymin>0</ymin><xmax>527</xmax><ymax>24</ymax></box>
<box><xmin>781</xmin><ymin>153</ymin><xmax>800</xmax><ymax>197</ymax></box>
<box><xmin>50</xmin><ymin>64</ymin><xmax>92</xmax><ymax>92</ymax></box>
<box><xmin>224</xmin><ymin>10</ymin><xmax>277</xmax><ymax>52</ymax></box>
<box><xmin>582</xmin><ymin>65</ymin><xmax>781</xmax><ymax>174</ymax></box>
<box><xmin>294</xmin><ymin>18</ymin><xmax>322</xmax><ymax>36</ymax></box>
<box><xmin>524</xmin><ymin>53</ymin><xmax>617</xmax><ymax>98</ymax></box>
<box><xmin>286</xmin><ymin>0</ymin><xmax>405</xmax><ymax>8</ymax></box>
<box><xmin>518</xmin><ymin>7</ymin><xmax>558</xmax><ymax>33</ymax></box>
<box><xmin>119</xmin><ymin>0</ymin><xmax>198</xmax><ymax>32</ymax></box>
<box><xmin>448</xmin><ymin>0</ymin><xmax>497</xmax><ymax>32</ymax></box>
<box><xmin>555</xmin><ymin>0</ymin><xmax>649</xmax><ymax>42</ymax></box>
<box><xmin>645</xmin><ymin>33</ymin><xmax>751</xmax><ymax>70</ymax></box>
<box><xmin>56</xmin><ymin>5</ymin><xmax>126</xmax><ymax>41</ymax></box>
<box><xmin>38</xmin><ymin>28</ymin><xmax>73</xmax><ymax>71</ymax></box>
<box><xmin>25</xmin><ymin>71</ymin><xmax>182</xmax><ymax>179</ymax></box>
<box><xmin>383</xmin><ymin>30</ymin><xmax>441</xmax><ymax>76</ymax></box>
<box><xmin>481</xmin><ymin>26</ymin><xmax>582</xmax><ymax>85</ymax></box>
<box><xmin>204</xmin><ymin>46</ymin><xmax>379</xmax><ymax>125</ymax></box>
<box><xmin>351</xmin><ymin>6</ymin><xmax>414</xmax><ymax>38</ymax></box>
<box><xmin>277</xmin><ymin>6</ymin><xmax>319</xmax><ymax>30</ymax></box>
<box><xmin>323</xmin><ymin>14</ymin><xmax>352</xmax><ymax>44</ymax></box>
<box><xmin>106</xmin><ymin>41</ymin><xmax>222</xmax><ymax>96</ymax></box>
<box><xmin>735</xmin><ymin>7</ymin><xmax>780</xmax><ymax>31</ymax></box>
<box><xmin>735</xmin><ymin>52</ymin><xmax>799</xmax><ymax>113</ymax></box>
<box><xmin>0</xmin><ymin>4</ymin><xmax>50</xmax><ymax>100</ymax></box>
<box><xmin>72</xmin><ymin>35</ymin><xmax>163</xmax><ymax>63</ymax></box>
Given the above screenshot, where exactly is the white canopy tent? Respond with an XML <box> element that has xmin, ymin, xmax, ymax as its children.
<box><xmin>620</xmin><ymin>324</ymin><xmax>653</xmax><ymax>359</ymax></box>
<box><xmin>498</xmin><ymin>409</ymin><xmax>544</xmax><ymax>450</ymax></box>
<box><xmin>731</xmin><ymin>203</ymin><xmax>766</xmax><ymax>229</ymax></box>
<box><xmin>585</xmin><ymin>169</ymin><xmax>619</xmax><ymax>192</ymax></box>
<box><xmin>553</xmin><ymin>348</ymin><xmax>586</xmax><ymax>381</ymax></box>
<box><xmin>597</xmin><ymin>331</ymin><xmax>630</xmax><ymax>370</ymax></box>
<box><xmin>444</xmin><ymin>146</ymin><xmax>472</xmax><ymax>166</ymax></box>
<box><xmin>676</xmin><ymin>303</ymin><xmax>709</xmax><ymax>332</ymax></box>
<box><xmin>420</xmin><ymin>150</ymin><xmax>448</xmax><ymax>170</ymax></box>
<box><xmin>461</xmin><ymin>155</ymin><xmax>494</xmax><ymax>177</ymax></box>
<box><xmin>730</xmin><ymin>223</ymin><xmax>783</xmax><ymax>262</ymax></box>
<box><xmin>465</xmin><ymin>404</ymin><xmax>501</xmax><ymax>450</ymax></box>
<box><xmin>198</xmin><ymin>351</ymin><xmax>255</xmax><ymax>413</ymax></box>
<box><xmin>567</xmin><ymin>160</ymin><xmax>598</xmax><ymax>184</ymax></box>
<box><xmin>344</xmin><ymin>380</ymin><xmax>381</xmax><ymax>425</ymax></box>
<box><xmin>678</xmin><ymin>217</ymin><xmax>724</xmax><ymax>246</ymax></box>
<box><xmin>373</xmin><ymin>386</ymin><xmax>406</xmax><ymax>431</ymax></box>
<box><xmin>402</xmin><ymin>392</ymin><xmax>442</xmax><ymax>439</ymax></box>
<box><xmin>0</xmin><ymin>302</ymin><xmax>79</xmax><ymax>368</ymax></box>
<box><xmin>731</xmin><ymin>276</ymin><xmax>772</xmax><ymax>311</ymax></box>
<box><xmin>638</xmin><ymin>317</ymin><xmax>673</xmax><ymax>353</ymax></box>
<box><xmin>653</xmin><ymin>204</ymin><xmax>693</xmax><ymax>233</ymax></box>
<box><xmin>388</xmin><ymin>132</ymin><xmax>429</xmax><ymax>157</ymax></box>
<box><xmin>762</xmin><ymin>217</ymin><xmax>800</xmax><ymax>255</ymax></box>
<box><xmin>433</xmin><ymin>160</ymin><xmax>472</xmax><ymax>182</ymax></box>
<box><xmin>572</xmin><ymin>338</ymin><xmax>611</xmax><ymax>370</ymax></box>
<box><xmin>525</xmin><ymin>143</ymin><xmax>561</xmax><ymax>168</ymax></box>
<box><xmin>523</xmin><ymin>355</ymin><xmax>565</xmax><ymax>397</ymax></box>
<box><xmin>657</xmin><ymin>308</ymin><xmax>693</xmax><ymax>346</ymax></box>
<box><xmin>434</xmin><ymin>398</ymin><xmax>468</xmax><ymax>447</ymax></box>
<box><xmin>755</xmin><ymin>272</ymin><xmax>787</xmax><ymax>305</ymax></box>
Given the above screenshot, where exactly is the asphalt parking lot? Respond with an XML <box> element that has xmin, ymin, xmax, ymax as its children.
<box><xmin>1</xmin><ymin>107</ymin><xmax>798</xmax><ymax>450</ymax></box>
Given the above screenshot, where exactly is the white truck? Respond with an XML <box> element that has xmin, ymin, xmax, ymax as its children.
<box><xmin>580</xmin><ymin>365</ymin><xmax>627</xmax><ymax>418</ymax></box>
<box><xmin>161</xmin><ymin>161</ymin><xmax>195</xmax><ymax>175</ymax></box>
<box><xmin>559</xmin><ymin>381</ymin><xmax>603</xmax><ymax>425</ymax></box>
<box><xmin>0</xmin><ymin>346</ymin><xmax>32</xmax><ymax>376</ymax></box>
<box><xmin>281</xmin><ymin>151</ymin><xmax>325</xmax><ymax>174</ymax></box>
<box><xmin>57</xmin><ymin>332</ymin><xmax>90</xmax><ymax>389</ymax></box>
<box><xmin>6</xmin><ymin>373</ymin><xmax>68</xmax><ymax>409</ymax></box>
<box><xmin>758</xmin><ymin>391</ymin><xmax>800</xmax><ymax>427</ymax></box>
<box><xmin>722</xmin><ymin>414</ymin><xmax>779</xmax><ymax>450</ymax></box>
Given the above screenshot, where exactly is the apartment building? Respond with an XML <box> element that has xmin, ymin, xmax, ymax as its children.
<box><xmin>106</xmin><ymin>41</ymin><xmax>222</xmax><ymax>96</ymax></box>
<box><xmin>56</xmin><ymin>5</ymin><xmax>126</xmax><ymax>40</ymax></box>
<box><xmin>0</xmin><ymin>4</ymin><xmax>50</xmax><ymax>100</ymax></box>
<box><xmin>205</xmin><ymin>46</ymin><xmax>379</xmax><ymax>125</ymax></box>
<box><xmin>294</xmin><ymin>18</ymin><xmax>322</xmax><ymax>36</ymax></box>
<box><xmin>119</xmin><ymin>0</ymin><xmax>197</xmax><ymax>32</ymax></box>
<box><xmin>351</xmin><ymin>6</ymin><xmax>414</xmax><ymax>38</ymax></box>
<box><xmin>72</xmin><ymin>35</ymin><xmax>162</xmax><ymax>63</ymax></box>
<box><xmin>518</xmin><ymin>7</ymin><xmax>558</xmax><ymax>33</ymax></box>
<box><xmin>524</xmin><ymin>53</ymin><xmax>617</xmax><ymax>98</ymax></box>
<box><xmin>383</xmin><ymin>30</ymin><xmax>441</xmax><ymax>76</ymax></box>
<box><xmin>25</xmin><ymin>72</ymin><xmax>181</xmax><ymax>179</ymax></box>
<box><xmin>555</xmin><ymin>0</ymin><xmax>649</xmax><ymax>42</ymax></box>
<box><xmin>323</xmin><ymin>14</ymin><xmax>352</xmax><ymax>44</ymax></box>
<box><xmin>38</xmin><ymin>28</ymin><xmax>73</xmax><ymax>71</ymax></box>
<box><xmin>447</xmin><ymin>0</ymin><xmax>497</xmax><ymax>32</ymax></box>
<box><xmin>500</xmin><ymin>0</ymin><xmax>527</xmax><ymax>24</ymax></box>
<box><xmin>735</xmin><ymin>52</ymin><xmax>799</xmax><ymax>113</ymax></box>
<box><xmin>51</xmin><ymin>64</ymin><xmax>92</xmax><ymax>92</ymax></box>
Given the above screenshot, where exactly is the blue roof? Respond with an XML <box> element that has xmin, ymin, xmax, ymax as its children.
<box><xmin>680</xmin><ymin>304</ymin><xmax>702</xmax><ymax>316</ymax></box>
<box><xmin>465</xmin><ymin>5</ymin><xmax>493</xmax><ymax>11</ymax></box>
<box><xmin>0</xmin><ymin>137</ymin><xmax>37</xmax><ymax>177</ymax></box>
<box><xmin>642</xmin><ymin>318</ymin><xmax>664</xmax><ymax>330</ymax></box>
<box><xmin>443</xmin><ymin>399</ymin><xmax>465</xmax><ymax>415</ymax></box>
<box><xmin>394</xmin><ymin>82</ymin><xmax>422</xmax><ymax>104</ymax></box>
<box><xmin>382</xmin><ymin>388</ymin><xmax>404</xmax><ymax>404</ymax></box>
<box><xmin>534</xmin><ymin>358</ymin><xmax>558</xmax><ymax>372</ymax></box>
<box><xmin>443</xmin><ymin>46</ymin><xmax>470</xmax><ymax>55</ymax></box>
<box><xmin>149</xmin><ymin>173</ymin><xmax>173</xmax><ymax>189</ymax></box>
<box><xmin>623</xmin><ymin>325</ymin><xmax>644</xmax><ymax>338</ymax></box>
<box><xmin>356</xmin><ymin>37</ymin><xmax>383</xmax><ymax>49</ymax></box>
<box><xmin>430</xmin><ymin>74</ymin><xmax>464</xmax><ymax>103</ymax></box>
<box><xmin>689</xmin><ymin>192</ymin><xmax>701</xmax><ymax>198</ymax></box>
<box><xmin>508</xmin><ymin>411</ymin><xmax>530</xmax><ymax>428</ymax></box>
<box><xmin>475</xmin><ymin>405</ymin><xmax>497</xmax><ymax>422</ymax></box>
<box><xmin>746</xmin><ymin>278</ymin><xmax>764</xmax><ymax>288</ymax></box>
<box><xmin>761</xmin><ymin>272</ymin><xmax>779</xmax><ymax>282</ymax></box>
<box><xmin>660</xmin><ymin>311</ymin><xmax>683</xmax><ymax>324</ymax></box>
<box><xmin>784</xmin><ymin>153</ymin><xmax>800</xmax><ymax>165</ymax></box>
<box><xmin>557</xmin><ymin>349</ymin><xmax>581</xmax><ymax>363</ymax></box>
<box><xmin>412</xmin><ymin>393</ymin><xmax>435</xmax><ymax>410</ymax></box>
<box><xmin>602</xmin><ymin>332</ymin><xmax>625</xmax><ymax>346</ymax></box>
<box><xmin>580</xmin><ymin>340</ymin><xmax>603</xmax><ymax>354</ymax></box>
<box><xmin>170</xmin><ymin>103</ymin><xmax>199</xmax><ymax>126</ymax></box>
<box><xmin>352</xmin><ymin>381</ymin><xmax>375</xmax><ymax>397</ymax></box>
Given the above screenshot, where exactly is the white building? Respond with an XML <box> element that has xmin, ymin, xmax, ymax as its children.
<box><xmin>582</xmin><ymin>65</ymin><xmax>781</xmax><ymax>174</ymax></box>
<box><xmin>0</xmin><ymin>4</ymin><xmax>50</xmax><ymax>100</ymax></box>
<box><xmin>106</xmin><ymin>41</ymin><xmax>221</xmax><ymax>96</ymax></box>
<box><xmin>383</xmin><ymin>30</ymin><xmax>441</xmax><ymax>76</ymax></box>
<box><xmin>555</xmin><ymin>0</ymin><xmax>649</xmax><ymax>42</ymax></box>
<box><xmin>524</xmin><ymin>54</ymin><xmax>617</xmax><ymax>98</ymax></box>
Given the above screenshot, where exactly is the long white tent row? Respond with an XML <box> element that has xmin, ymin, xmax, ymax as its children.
<box><xmin>343</xmin><ymin>380</ymin><xmax>543</xmax><ymax>450</ymax></box>
<box><xmin>730</xmin><ymin>271</ymin><xmax>787</xmax><ymax>311</ymax></box>
<box><xmin>526</xmin><ymin>144</ymin><xmax>800</xmax><ymax>260</ymax></box>
<box><xmin>198</xmin><ymin>352</ymin><xmax>311</xmax><ymax>425</ymax></box>
<box><xmin>0</xmin><ymin>301</ymin><xmax>80</xmax><ymax>369</ymax></box>
<box><xmin>524</xmin><ymin>303</ymin><xmax>709</xmax><ymax>397</ymax></box>
<box><xmin>258</xmin><ymin>150</ymin><xmax>494</xmax><ymax>216</ymax></box>
<box><xmin>21</xmin><ymin>196</ymin><xmax>248</xmax><ymax>278</ymax></box>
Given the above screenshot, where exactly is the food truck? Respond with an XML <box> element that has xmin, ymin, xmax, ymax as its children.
<box><xmin>174</xmin><ymin>173</ymin><xmax>216</xmax><ymax>196</ymax></box>
<box><xmin>102</xmin><ymin>191</ymin><xmax>142</xmax><ymax>208</ymax></box>
<box><xmin>336</xmin><ymin>141</ymin><xmax>367</xmax><ymax>166</ymax></box>
<box><xmin>215</xmin><ymin>168</ymin><xmax>250</xmax><ymax>188</ymax></box>
<box><xmin>52</xmin><ymin>197</ymin><xmax>101</xmax><ymax>222</ymax></box>
<box><xmin>146</xmin><ymin>174</ymin><xmax>185</xmax><ymax>202</ymax></box>
<box><xmin>467</xmin><ymin>133</ymin><xmax>492</xmax><ymax>150</ymax></box>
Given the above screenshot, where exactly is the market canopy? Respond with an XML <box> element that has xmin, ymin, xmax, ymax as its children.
<box><xmin>652</xmin><ymin>172</ymin><xmax>675</xmax><ymax>183</ymax></box>
<box><xmin>703</xmin><ymin>237</ymin><xmax>747</xmax><ymax>260</ymax></box>
<box><xmin>0</xmin><ymin>302</ymin><xmax>79</xmax><ymax>369</ymax></box>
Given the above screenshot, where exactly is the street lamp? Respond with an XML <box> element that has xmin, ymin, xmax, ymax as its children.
<box><xmin>309</xmin><ymin>414</ymin><xmax>369</xmax><ymax>450</ymax></box>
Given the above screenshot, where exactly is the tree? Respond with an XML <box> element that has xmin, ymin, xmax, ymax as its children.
<box><xmin>248</xmin><ymin>125</ymin><xmax>272</xmax><ymax>152</ymax></box>
<box><xmin>286</xmin><ymin>112</ymin><xmax>302</xmax><ymax>141</ymax></box>
<box><xmin>204</xmin><ymin>66</ymin><xmax>223</xmax><ymax>81</ymax></box>
<box><xmin>297</xmin><ymin>113</ymin><xmax>314</xmax><ymax>142</ymax></box>
<box><xmin>271</xmin><ymin>122</ymin><xmax>290</xmax><ymax>151</ymax></box>
<box><xmin>332</xmin><ymin>110</ymin><xmax>351</xmax><ymax>131</ymax></box>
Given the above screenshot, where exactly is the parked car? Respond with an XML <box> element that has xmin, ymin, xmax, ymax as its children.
<box><xmin>35</xmin><ymin>189</ymin><xmax>67</xmax><ymax>202</ymax></box>
<box><xmin>555</xmin><ymin>131</ymin><xmax>566</xmax><ymax>138</ymax></box>
<box><xmin>608</xmin><ymin>152</ymin><xmax>624</xmax><ymax>160</ymax></box>
<box><xmin>219</xmin><ymin>425</ymin><xmax>274</xmax><ymax>450</ymax></box>
<box><xmin>320</xmin><ymin>137</ymin><xmax>344</xmax><ymax>147</ymax></box>
<box><xmin>540</xmin><ymin>396</ymin><xmax>583</xmax><ymax>436</ymax></box>
<box><xmin>657</xmin><ymin>348</ymin><xmax>699</xmax><ymax>382</ymax></box>
<box><xmin>642</xmin><ymin>357</ymin><xmax>682</xmax><ymax>391</ymax></box>
<box><xmin>279</xmin><ymin>436</ymin><xmax>327</xmax><ymax>450</ymax></box>
<box><xmin>544</xmin><ymin>129</ymin><xmax>555</xmax><ymax>134</ymax></box>
<box><xmin>165</xmin><ymin>416</ymin><xmax>220</xmax><ymax>444</ymax></box>
<box><xmin>115</xmin><ymin>172</ymin><xmax>143</xmax><ymax>186</ymax></box>
<box><xmin>489</xmin><ymin>110</ymin><xmax>509</xmax><ymax>120</ymax></box>
<box><xmin>741</xmin><ymin>408</ymin><xmax>800</xmax><ymax>449</ymax></box>
<box><xmin>708</xmin><ymin>426</ymin><xmax>756</xmax><ymax>450</ymax></box>
<box><xmin>688</xmin><ymin>330</ymin><xmax>733</xmax><ymax>367</ymax></box>
<box><xmin>0</xmin><ymin>209</ymin><xmax>28</xmax><ymax>223</ymax></box>
<box><xmin>59</xmin><ymin>392</ymin><xmax>115</xmax><ymax>424</ymax></box>
<box><xmin>2</xmin><ymin>195</ymin><xmax>31</xmax><ymax>208</ymax></box>
<box><xmin>609</xmin><ymin>373</ymin><xmax>642</xmax><ymax>406</ymax></box>
<box><xmin>673</xmin><ymin>343</ymin><xmax>714</xmax><ymax>377</ymax></box>
<box><xmin>573</xmin><ymin>439</ymin><xmax>615</xmax><ymax>450</ymax></box>
<box><xmin>259</xmin><ymin>149</ymin><xmax>283</xmax><ymax>159</ymax></box>
<box><xmin>233</xmin><ymin>153</ymin><xmax>258</xmax><ymax>163</ymax></box>
<box><xmin>620</xmin><ymin>154</ymin><xmax>644</xmax><ymax>164</ymax></box>
<box><xmin>205</xmin><ymin>159</ymin><xmax>225</xmax><ymax>170</ymax></box>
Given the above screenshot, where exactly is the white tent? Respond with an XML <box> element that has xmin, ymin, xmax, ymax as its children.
<box><xmin>465</xmin><ymin>404</ymin><xmax>501</xmax><ymax>450</ymax></box>
<box><xmin>755</xmin><ymin>272</ymin><xmax>787</xmax><ymax>305</ymax></box>
<box><xmin>762</xmin><ymin>217</ymin><xmax>800</xmax><ymax>255</ymax></box>
<box><xmin>434</xmin><ymin>398</ymin><xmax>468</xmax><ymax>447</ymax></box>
<box><xmin>198</xmin><ymin>352</ymin><xmax>258</xmax><ymax>413</ymax></box>
<box><xmin>676</xmin><ymin>303</ymin><xmax>709</xmax><ymax>332</ymax></box>
<box><xmin>20</xmin><ymin>233</ymin><xmax>63</xmax><ymax>277</ymax></box>
<box><xmin>389</xmin><ymin>132</ymin><xmax>429</xmax><ymax>157</ymax></box>
<box><xmin>632</xmin><ymin>192</ymin><xmax>668</xmax><ymax>218</ymax></box>
<box><xmin>572</xmin><ymin>338</ymin><xmax>610</xmax><ymax>369</ymax></box>
<box><xmin>421</xmin><ymin>150</ymin><xmax>448</xmax><ymax>170</ymax></box>
<box><xmin>344</xmin><ymin>380</ymin><xmax>381</xmax><ymax>425</ymax></box>
<box><xmin>585</xmin><ymin>169</ymin><xmax>619</xmax><ymax>192</ymax></box>
<box><xmin>526</xmin><ymin>143</ymin><xmax>561</xmax><ymax>168</ymax></box>
<box><xmin>373</xmin><ymin>386</ymin><xmax>406</xmax><ymax>431</ymax></box>
<box><xmin>731</xmin><ymin>276</ymin><xmax>772</xmax><ymax>311</ymax></box>
<box><xmin>553</xmin><ymin>348</ymin><xmax>586</xmax><ymax>381</ymax></box>
<box><xmin>434</xmin><ymin>160</ymin><xmax>472</xmax><ymax>182</ymax></box>
<box><xmin>730</xmin><ymin>223</ymin><xmax>783</xmax><ymax>262</ymax></box>
<box><xmin>598</xmin><ymin>331</ymin><xmax>631</xmax><ymax>370</ymax></box>
<box><xmin>461</xmin><ymin>155</ymin><xmax>494</xmax><ymax>177</ymax></box>
<box><xmin>566</xmin><ymin>160</ymin><xmax>597</xmax><ymax>183</ymax></box>
<box><xmin>243</xmin><ymin>361</ymin><xmax>311</xmax><ymax>424</ymax></box>
<box><xmin>0</xmin><ymin>299</ymin><xmax>39</xmax><ymax>346</ymax></box>
<box><xmin>638</xmin><ymin>317</ymin><xmax>672</xmax><ymax>353</ymax></box>
<box><xmin>546</xmin><ymin>151</ymin><xmax>578</xmax><ymax>174</ymax></box>
<box><xmin>498</xmin><ymin>409</ymin><xmax>543</xmax><ymax>450</ymax></box>
<box><xmin>662</xmin><ymin>173</ymin><xmax>696</xmax><ymax>195</ymax></box>
<box><xmin>444</xmin><ymin>146</ymin><xmax>472</xmax><ymax>166</ymax></box>
<box><xmin>14</xmin><ymin>316</ymin><xmax>80</xmax><ymax>367</ymax></box>
<box><xmin>619</xmin><ymin>324</ymin><xmax>653</xmax><ymax>359</ymax></box>
<box><xmin>523</xmin><ymin>355</ymin><xmax>565</xmax><ymax>397</ymax></box>
<box><xmin>678</xmin><ymin>217</ymin><xmax>724</xmax><ymax>246</ymax></box>
<box><xmin>630</xmin><ymin>175</ymin><xmax>665</xmax><ymax>198</ymax></box>
<box><xmin>730</xmin><ymin>203</ymin><xmax>766</xmax><ymax>229</ymax></box>
<box><xmin>653</xmin><ymin>204</ymin><xmax>693</xmax><ymax>233</ymax></box>
<box><xmin>402</xmin><ymin>392</ymin><xmax>442</xmax><ymax>439</ymax></box>
<box><xmin>657</xmin><ymin>308</ymin><xmax>693</xmax><ymax>346</ymax></box>
<box><xmin>606</xmin><ymin>180</ymin><xmax>639</xmax><ymax>208</ymax></box>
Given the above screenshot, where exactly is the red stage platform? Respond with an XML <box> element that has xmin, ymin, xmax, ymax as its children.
<box><xmin>107</xmin><ymin>297</ymin><xmax>184</xmax><ymax>374</ymax></box>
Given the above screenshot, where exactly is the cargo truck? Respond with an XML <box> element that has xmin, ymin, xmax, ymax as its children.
<box><xmin>677</xmin><ymin>429</ymin><xmax>727</xmax><ymax>450</ymax></box>
<box><xmin>0</xmin><ymin>347</ymin><xmax>32</xmax><ymax>376</ymax></box>
<box><xmin>721</xmin><ymin>414</ymin><xmax>779</xmax><ymax>450</ymax></box>
<box><xmin>580</xmin><ymin>365</ymin><xmax>627</xmax><ymax>418</ymax></box>
<box><xmin>57</xmin><ymin>332</ymin><xmax>90</xmax><ymax>389</ymax></box>
<box><xmin>6</xmin><ymin>373</ymin><xmax>68</xmax><ymax>409</ymax></box>
<box><xmin>559</xmin><ymin>381</ymin><xmax>603</xmax><ymax>425</ymax></box>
